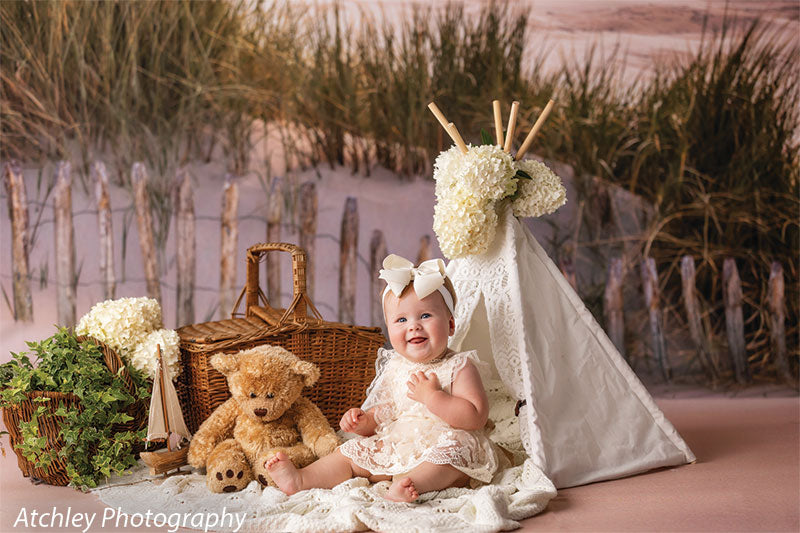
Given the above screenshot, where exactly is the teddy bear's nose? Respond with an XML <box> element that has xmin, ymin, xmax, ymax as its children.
<box><xmin>253</xmin><ymin>408</ymin><xmax>268</xmax><ymax>417</ymax></box>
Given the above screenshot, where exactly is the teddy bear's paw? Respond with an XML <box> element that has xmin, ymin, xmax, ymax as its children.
<box><xmin>204</xmin><ymin>438</ymin><xmax>252</xmax><ymax>493</ymax></box>
<box><xmin>252</xmin><ymin>457</ymin><xmax>277</xmax><ymax>487</ymax></box>
<box><xmin>207</xmin><ymin>464</ymin><xmax>252</xmax><ymax>493</ymax></box>
<box><xmin>315</xmin><ymin>433</ymin><xmax>341</xmax><ymax>457</ymax></box>
<box><xmin>256</xmin><ymin>472</ymin><xmax>275</xmax><ymax>487</ymax></box>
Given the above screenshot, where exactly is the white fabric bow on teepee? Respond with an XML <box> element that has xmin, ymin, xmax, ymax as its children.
<box><xmin>379</xmin><ymin>254</ymin><xmax>455</xmax><ymax>316</ymax></box>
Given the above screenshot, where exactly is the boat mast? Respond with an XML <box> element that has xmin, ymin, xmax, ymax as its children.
<box><xmin>156</xmin><ymin>344</ymin><xmax>173</xmax><ymax>451</ymax></box>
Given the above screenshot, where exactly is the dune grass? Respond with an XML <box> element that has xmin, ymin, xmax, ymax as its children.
<box><xmin>626</xmin><ymin>20</ymin><xmax>798</xmax><ymax>376</ymax></box>
<box><xmin>1</xmin><ymin>0</ymin><xmax>796</xmax><ymax>383</ymax></box>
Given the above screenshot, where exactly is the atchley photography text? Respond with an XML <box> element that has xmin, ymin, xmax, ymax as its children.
<box><xmin>12</xmin><ymin>506</ymin><xmax>246</xmax><ymax>533</ymax></box>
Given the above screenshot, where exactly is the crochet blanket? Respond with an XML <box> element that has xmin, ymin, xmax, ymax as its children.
<box><xmin>92</xmin><ymin>459</ymin><xmax>554</xmax><ymax>533</ymax></box>
<box><xmin>93</xmin><ymin>384</ymin><xmax>554</xmax><ymax>532</ymax></box>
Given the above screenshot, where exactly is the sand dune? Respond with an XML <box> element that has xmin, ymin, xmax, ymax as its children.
<box><xmin>1</xmin><ymin>0</ymin><xmax>797</xmax><ymax>358</ymax></box>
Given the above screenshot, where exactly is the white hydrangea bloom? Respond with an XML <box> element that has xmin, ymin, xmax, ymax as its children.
<box><xmin>511</xmin><ymin>159</ymin><xmax>567</xmax><ymax>218</ymax></box>
<box><xmin>433</xmin><ymin>192</ymin><xmax>498</xmax><ymax>259</ymax></box>
<box><xmin>431</xmin><ymin>143</ymin><xmax>566</xmax><ymax>259</ymax></box>
<box><xmin>130</xmin><ymin>329</ymin><xmax>182</xmax><ymax>381</ymax></box>
<box><xmin>76</xmin><ymin>297</ymin><xmax>163</xmax><ymax>357</ymax></box>
<box><xmin>434</xmin><ymin>144</ymin><xmax>516</xmax><ymax>202</ymax></box>
<box><xmin>432</xmin><ymin>145</ymin><xmax>515</xmax><ymax>259</ymax></box>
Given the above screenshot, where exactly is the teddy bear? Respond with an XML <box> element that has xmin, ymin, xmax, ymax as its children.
<box><xmin>187</xmin><ymin>344</ymin><xmax>340</xmax><ymax>493</ymax></box>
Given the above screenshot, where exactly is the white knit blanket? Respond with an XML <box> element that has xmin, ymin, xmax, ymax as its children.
<box><xmin>92</xmin><ymin>459</ymin><xmax>554</xmax><ymax>533</ymax></box>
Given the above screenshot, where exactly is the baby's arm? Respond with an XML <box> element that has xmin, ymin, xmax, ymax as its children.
<box><xmin>340</xmin><ymin>407</ymin><xmax>378</xmax><ymax>436</ymax></box>
<box><xmin>407</xmin><ymin>360</ymin><xmax>489</xmax><ymax>431</ymax></box>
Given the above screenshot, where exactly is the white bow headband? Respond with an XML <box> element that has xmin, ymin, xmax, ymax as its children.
<box><xmin>379</xmin><ymin>254</ymin><xmax>455</xmax><ymax>316</ymax></box>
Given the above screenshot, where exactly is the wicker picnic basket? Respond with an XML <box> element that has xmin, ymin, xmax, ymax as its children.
<box><xmin>2</xmin><ymin>336</ymin><xmax>147</xmax><ymax>486</ymax></box>
<box><xmin>176</xmin><ymin>242</ymin><xmax>385</xmax><ymax>432</ymax></box>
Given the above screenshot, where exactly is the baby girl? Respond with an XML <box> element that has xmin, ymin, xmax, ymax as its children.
<box><xmin>267</xmin><ymin>254</ymin><xmax>501</xmax><ymax>502</ymax></box>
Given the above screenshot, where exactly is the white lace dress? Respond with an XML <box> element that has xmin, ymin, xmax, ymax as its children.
<box><xmin>339</xmin><ymin>349</ymin><xmax>501</xmax><ymax>483</ymax></box>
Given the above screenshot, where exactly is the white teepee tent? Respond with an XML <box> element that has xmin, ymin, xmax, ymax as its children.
<box><xmin>447</xmin><ymin>204</ymin><xmax>695</xmax><ymax>489</ymax></box>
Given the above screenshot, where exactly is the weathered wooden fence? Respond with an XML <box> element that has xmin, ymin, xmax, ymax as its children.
<box><xmin>220</xmin><ymin>174</ymin><xmax>238</xmax><ymax>317</ymax></box>
<box><xmin>266</xmin><ymin>176</ymin><xmax>282</xmax><ymax>306</ymax></box>
<box><xmin>53</xmin><ymin>162</ymin><xmax>76</xmax><ymax>327</ymax></box>
<box><xmin>132</xmin><ymin>163</ymin><xmax>161</xmax><ymax>303</ymax></box>
<box><xmin>93</xmin><ymin>162</ymin><xmax>116</xmax><ymax>300</ymax></box>
<box><xmin>2</xmin><ymin>160</ymin><xmax>795</xmax><ymax>385</ymax></box>
<box><xmin>4</xmin><ymin>161</ymin><xmax>33</xmax><ymax>322</ymax></box>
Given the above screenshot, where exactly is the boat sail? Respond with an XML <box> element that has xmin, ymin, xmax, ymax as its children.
<box><xmin>140</xmin><ymin>345</ymin><xmax>192</xmax><ymax>476</ymax></box>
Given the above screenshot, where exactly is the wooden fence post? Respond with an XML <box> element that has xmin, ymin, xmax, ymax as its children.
<box><xmin>641</xmin><ymin>257</ymin><xmax>670</xmax><ymax>382</ymax></box>
<box><xmin>175</xmin><ymin>168</ymin><xmax>195</xmax><ymax>327</ymax></box>
<box><xmin>723</xmin><ymin>258</ymin><xmax>750</xmax><ymax>384</ymax></box>
<box><xmin>680</xmin><ymin>256</ymin><xmax>717</xmax><ymax>380</ymax></box>
<box><xmin>266</xmin><ymin>177</ymin><xmax>282</xmax><ymax>306</ymax></box>
<box><xmin>3</xmin><ymin>161</ymin><xmax>33</xmax><ymax>321</ymax></box>
<box><xmin>339</xmin><ymin>197</ymin><xmax>358</xmax><ymax>323</ymax></box>
<box><xmin>604</xmin><ymin>257</ymin><xmax>625</xmax><ymax>359</ymax></box>
<box><xmin>54</xmin><ymin>161</ymin><xmax>76</xmax><ymax>327</ymax></box>
<box><xmin>559</xmin><ymin>256</ymin><xmax>578</xmax><ymax>292</ymax></box>
<box><xmin>370</xmin><ymin>229</ymin><xmax>387</xmax><ymax>329</ymax></box>
<box><xmin>220</xmin><ymin>174</ymin><xmax>239</xmax><ymax>318</ymax></box>
<box><xmin>92</xmin><ymin>162</ymin><xmax>116</xmax><ymax>300</ymax></box>
<box><xmin>132</xmin><ymin>163</ymin><xmax>161</xmax><ymax>302</ymax></box>
<box><xmin>299</xmin><ymin>181</ymin><xmax>317</xmax><ymax>298</ymax></box>
<box><xmin>768</xmin><ymin>262</ymin><xmax>792</xmax><ymax>384</ymax></box>
<box><xmin>417</xmin><ymin>235</ymin><xmax>432</xmax><ymax>264</ymax></box>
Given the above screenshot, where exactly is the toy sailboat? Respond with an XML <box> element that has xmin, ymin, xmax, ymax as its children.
<box><xmin>140</xmin><ymin>345</ymin><xmax>192</xmax><ymax>476</ymax></box>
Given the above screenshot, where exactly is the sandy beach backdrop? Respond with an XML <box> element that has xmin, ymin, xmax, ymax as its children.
<box><xmin>1</xmin><ymin>0</ymin><xmax>797</xmax><ymax>366</ymax></box>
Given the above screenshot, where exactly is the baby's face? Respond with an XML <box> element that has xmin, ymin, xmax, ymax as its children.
<box><xmin>384</xmin><ymin>289</ymin><xmax>454</xmax><ymax>364</ymax></box>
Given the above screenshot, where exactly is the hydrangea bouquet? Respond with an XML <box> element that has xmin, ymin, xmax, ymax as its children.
<box><xmin>429</xmin><ymin>100</ymin><xmax>566</xmax><ymax>259</ymax></box>
<box><xmin>76</xmin><ymin>297</ymin><xmax>181</xmax><ymax>380</ymax></box>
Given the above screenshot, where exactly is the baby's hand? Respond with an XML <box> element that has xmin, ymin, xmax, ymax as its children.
<box><xmin>340</xmin><ymin>408</ymin><xmax>369</xmax><ymax>434</ymax></box>
<box><xmin>407</xmin><ymin>371</ymin><xmax>442</xmax><ymax>406</ymax></box>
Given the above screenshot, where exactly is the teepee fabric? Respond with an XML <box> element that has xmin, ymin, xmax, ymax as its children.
<box><xmin>448</xmin><ymin>204</ymin><xmax>695</xmax><ymax>489</ymax></box>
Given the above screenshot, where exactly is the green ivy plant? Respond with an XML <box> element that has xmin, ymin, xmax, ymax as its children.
<box><xmin>0</xmin><ymin>328</ymin><xmax>149</xmax><ymax>490</ymax></box>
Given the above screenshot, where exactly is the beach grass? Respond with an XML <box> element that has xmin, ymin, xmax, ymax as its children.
<box><xmin>1</xmin><ymin>0</ymin><xmax>796</xmax><ymax>383</ymax></box>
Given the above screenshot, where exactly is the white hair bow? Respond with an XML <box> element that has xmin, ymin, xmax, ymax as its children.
<box><xmin>379</xmin><ymin>254</ymin><xmax>454</xmax><ymax>315</ymax></box>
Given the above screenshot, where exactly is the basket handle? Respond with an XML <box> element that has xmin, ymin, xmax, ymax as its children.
<box><xmin>236</xmin><ymin>242</ymin><xmax>322</xmax><ymax>324</ymax></box>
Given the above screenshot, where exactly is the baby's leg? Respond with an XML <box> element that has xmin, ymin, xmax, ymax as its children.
<box><xmin>385</xmin><ymin>463</ymin><xmax>469</xmax><ymax>503</ymax></box>
<box><xmin>266</xmin><ymin>448</ymin><xmax>373</xmax><ymax>495</ymax></box>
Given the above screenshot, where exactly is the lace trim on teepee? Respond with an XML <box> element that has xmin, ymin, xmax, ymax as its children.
<box><xmin>448</xmin><ymin>207</ymin><xmax>545</xmax><ymax>469</ymax></box>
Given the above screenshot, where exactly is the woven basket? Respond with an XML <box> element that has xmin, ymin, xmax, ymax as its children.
<box><xmin>1</xmin><ymin>336</ymin><xmax>146</xmax><ymax>486</ymax></box>
<box><xmin>177</xmin><ymin>242</ymin><xmax>385</xmax><ymax>432</ymax></box>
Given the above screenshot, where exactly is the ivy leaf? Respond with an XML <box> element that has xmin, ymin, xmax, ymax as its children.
<box><xmin>109</xmin><ymin>412</ymin><xmax>133</xmax><ymax>424</ymax></box>
<box><xmin>480</xmin><ymin>128</ymin><xmax>494</xmax><ymax>146</ymax></box>
<box><xmin>100</xmin><ymin>391</ymin><xmax>118</xmax><ymax>404</ymax></box>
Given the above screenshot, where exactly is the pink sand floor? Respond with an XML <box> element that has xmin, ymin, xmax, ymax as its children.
<box><xmin>1</xmin><ymin>395</ymin><xmax>797</xmax><ymax>533</ymax></box>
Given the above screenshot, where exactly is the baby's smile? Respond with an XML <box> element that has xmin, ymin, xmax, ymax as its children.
<box><xmin>384</xmin><ymin>288</ymin><xmax>455</xmax><ymax>365</ymax></box>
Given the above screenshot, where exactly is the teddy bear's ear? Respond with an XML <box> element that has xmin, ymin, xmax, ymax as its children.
<box><xmin>292</xmin><ymin>359</ymin><xmax>320</xmax><ymax>388</ymax></box>
<box><xmin>210</xmin><ymin>352</ymin><xmax>240</xmax><ymax>375</ymax></box>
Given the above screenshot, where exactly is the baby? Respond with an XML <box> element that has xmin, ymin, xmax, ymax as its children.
<box><xmin>266</xmin><ymin>254</ymin><xmax>501</xmax><ymax>502</ymax></box>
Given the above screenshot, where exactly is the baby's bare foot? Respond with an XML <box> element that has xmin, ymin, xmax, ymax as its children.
<box><xmin>385</xmin><ymin>477</ymin><xmax>419</xmax><ymax>502</ymax></box>
<box><xmin>265</xmin><ymin>452</ymin><xmax>302</xmax><ymax>495</ymax></box>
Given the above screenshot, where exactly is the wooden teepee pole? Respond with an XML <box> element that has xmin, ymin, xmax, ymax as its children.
<box><xmin>446</xmin><ymin>123</ymin><xmax>468</xmax><ymax>154</ymax></box>
<box><xmin>516</xmin><ymin>99</ymin><xmax>555</xmax><ymax>161</ymax></box>
<box><xmin>503</xmin><ymin>101</ymin><xmax>520</xmax><ymax>153</ymax></box>
<box><xmin>492</xmin><ymin>100</ymin><xmax>504</xmax><ymax>147</ymax></box>
<box><xmin>427</xmin><ymin>102</ymin><xmax>468</xmax><ymax>154</ymax></box>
